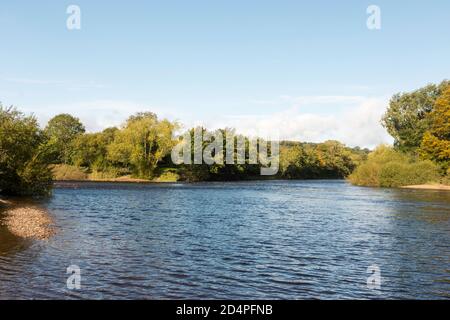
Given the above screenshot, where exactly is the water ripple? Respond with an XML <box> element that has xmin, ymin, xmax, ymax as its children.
<box><xmin>0</xmin><ymin>180</ymin><xmax>449</xmax><ymax>299</ymax></box>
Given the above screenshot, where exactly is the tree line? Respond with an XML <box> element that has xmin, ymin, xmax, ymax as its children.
<box><xmin>0</xmin><ymin>106</ymin><xmax>368</xmax><ymax>196</ymax></box>
<box><xmin>3</xmin><ymin>79</ymin><xmax>447</xmax><ymax>196</ymax></box>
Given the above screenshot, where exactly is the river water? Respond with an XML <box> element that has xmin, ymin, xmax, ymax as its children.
<box><xmin>0</xmin><ymin>180</ymin><xmax>449</xmax><ymax>299</ymax></box>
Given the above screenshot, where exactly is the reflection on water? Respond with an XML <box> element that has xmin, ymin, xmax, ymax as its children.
<box><xmin>0</xmin><ymin>181</ymin><xmax>449</xmax><ymax>299</ymax></box>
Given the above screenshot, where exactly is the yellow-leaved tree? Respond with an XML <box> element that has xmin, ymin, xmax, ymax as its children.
<box><xmin>107</xmin><ymin>112</ymin><xmax>179</xmax><ymax>179</ymax></box>
<box><xmin>420</xmin><ymin>86</ymin><xmax>450</xmax><ymax>172</ymax></box>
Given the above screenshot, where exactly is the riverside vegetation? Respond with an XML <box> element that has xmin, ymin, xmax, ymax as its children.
<box><xmin>0</xmin><ymin>108</ymin><xmax>369</xmax><ymax>196</ymax></box>
<box><xmin>1</xmin><ymin>80</ymin><xmax>449</xmax><ymax>196</ymax></box>
<box><xmin>349</xmin><ymin>80</ymin><xmax>450</xmax><ymax>187</ymax></box>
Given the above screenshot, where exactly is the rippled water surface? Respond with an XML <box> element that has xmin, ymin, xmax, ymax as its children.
<box><xmin>0</xmin><ymin>180</ymin><xmax>449</xmax><ymax>299</ymax></box>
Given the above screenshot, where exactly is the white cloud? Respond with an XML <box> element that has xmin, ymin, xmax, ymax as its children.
<box><xmin>203</xmin><ymin>96</ymin><xmax>393</xmax><ymax>149</ymax></box>
<box><xmin>24</xmin><ymin>95</ymin><xmax>393</xmax><ymax>149</ymax></box>
<box><xmin>249</xmin><ymin>95</ymin><xmax>367</xmax><ymax>107</ymax></box>
<box><xmin>24</xmin><ymin>100</ymin><xmax>182</xmax><ymax>132</ymax></box>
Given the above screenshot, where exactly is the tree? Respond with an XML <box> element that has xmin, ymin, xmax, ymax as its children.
<box><xmin>278</xmin><ymin>141</ymin><xmax>365</xmax><ymax>179</ymax></box>
<box><xmin>420</xmin><ymin>85</ymin><xmax>450</xmax><ymax>171</ymax></box>
<box><xmin>45</xmin><ymin>114</ymin><xmax>85</xmax><ymax>164</ymax></box>
<box><xmin>107</xmin><ymin>112</ymin><xmax>178</xmax><ymax>178</ymax></box>
<box><xmin>315</xmin><ymin>140</ymin><xmax>356</xmax><ymax>178</ymax></box>
<box><xmin>381</xmin><ymin>80</ymin><xmax>450</xmax><ymax>152</ymax></box>
<box><xmin>71</xmin><ymin>127</ymin><xmax>118</xmax><ymax>170</ymax></box>
<box><xmin>0</xmin><ymin>105</ymin><xmax>52</xmax><ymax>196</ymax></box>
<box><xmin>279</xmin><ymin>144</ymin><xmax>305</xmax><ymax>178</ymax></box>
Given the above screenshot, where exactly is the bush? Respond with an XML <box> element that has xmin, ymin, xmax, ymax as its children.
<box><xmin>349</xmin><ymin>145</ymin><xmax>441</xmax><ymax>187</ymax></box>
<box><xmin>347</xmin><ymin>160</ymin><xmax>381</xmax><ymax>187</ymax></box>
<box><xmin>378</xmin><ymin>162</ymin><xmax>410</xmax><ymax>187</ymax></box>
<box><xmin>0</xmin><ymin>106</ymin><xmax>53</xmax><ymax>196</ymax></box>
<box><xmin>154</xmin><ymin>169</ymin><xmax>180</xmax><ymax>182</ymax></box>
<box><xmin>409</xmin><ymin>160</ymin><xmax>441</xmax><ymax>185</ymax></box>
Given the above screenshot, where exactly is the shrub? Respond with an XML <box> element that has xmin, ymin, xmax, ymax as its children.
<box><xmin>154</xmin><ymin>170</ymin><xmax>180</xmax><ymax>182</ymax></box>
<box><xmin>349</xmin><ymin>145</ymin><xmax>441</xmax><ymax>187</ymax></box>
<box><xmin>378</xmin><ymin>161</ymin><xmax>410</xmax><ymax>187</ymax></box>
<box><xmin>0</xmin><ymin>106</ymin><xmax>53</xmax><ymax>196</ymax></box>
<box><xmin>347</xmin><ymin>160</ymin><xmax>381</xmax><ymax>187</ymax></box>
<box><xmin>408</xmin><ymin>160</ymin><xmax>441</xmax><ymax>185</ymax></box>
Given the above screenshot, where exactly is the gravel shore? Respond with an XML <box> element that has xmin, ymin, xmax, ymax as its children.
<box><xmin>401</xmin><ymin>184</ymin><xmax>450</xmax><ymax>191</ymax></box>
<box><xmin>1</xmin><ymin>200</ymin><xmax>54</xmax><ymax>240</ymax></box>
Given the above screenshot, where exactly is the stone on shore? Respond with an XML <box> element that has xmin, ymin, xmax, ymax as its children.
<box><xmin>2</xmin><ymin>205</ymin><xmax>55</xmax><ymax>240</ymax></box>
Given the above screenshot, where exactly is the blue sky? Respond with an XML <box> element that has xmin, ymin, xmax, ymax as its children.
<box><xmin>1</xmin><ymin>0</ymin><xmax>449</xmax><ymax>147</ymax></box>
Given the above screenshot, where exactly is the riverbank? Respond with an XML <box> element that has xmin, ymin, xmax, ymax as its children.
<box><xmin>81</xmin><ymin>175</ymin><xmax>153</xmax><ymax>183</ymax></box>
<box><xmin>0</xmin><ymin>199</ymin><xmax>54</xmax><ymax>240</ymax></box>
<box><xmin>51</xmin><ymin>165</ymin><xmax>178</xmax><ymax>183</ymax></box>
<box><xmin>401</xmin><ymin>184</ymin><xmax>450</xmax><ymax>191</ymax></box>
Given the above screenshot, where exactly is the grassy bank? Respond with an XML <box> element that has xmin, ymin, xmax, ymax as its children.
<box><xmin>51</xmin><ymin>164</ymin><xmax>180</xmax><ymax>183</ymax></box>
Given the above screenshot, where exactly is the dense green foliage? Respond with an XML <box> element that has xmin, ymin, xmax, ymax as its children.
<box><xmin>348</xmin><ymin>145</ymin><xmax>440</xmax><ymax>187</ymax></box>
<box><xmin>280</xmin><ymin>141</ymin><xmax>367</xmax><ymax>179</ymax></box>
<box><xmin>381</xmin><ymin>80</ymin><xmax>450</xmax><ymax>152</ymax></box>
<box><xmin>71</xmin><ymin>128</ymin><xmax>117</xmax><ymax>172</ymax></box>
<box><xmin>45</xmin><ymin>114</ymin><xmax>85</xmax><ymax>164</ymax></box>
<box><xmin>107</xmin><ymin>112</ymin><xmax>178</xmax><ymax>178</ymax></box>
<box><xmin>23</xmin><ymin>113</ymin><xmax>366</xmax><ymax>185</ymax></box>
<box><xmin>0</xmin><ymin>105</ymin><xmax>53</xmax><ymax>196</ymax></box>
<box><xmin>3</xmin><ymin>80</ymin><xmax>449</xmax><ymax>195</ymax></box>
<box><xmin>174</xmin><ymin>128</ymin><xmax>259</xmax><ymax>182</ymax></box>
<box><xmin>352</xmin><ymin>80</ymin><xmax>450</xmax><ymax>187</ymax></box>
<box><xmin>171</xmin><ymin>128</ymin><xmax>367</xmax><ymax>181</ymax></box>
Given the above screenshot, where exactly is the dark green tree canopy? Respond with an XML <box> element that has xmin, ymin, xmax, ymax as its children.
<box><xmin>381</xmin><ymin>80</ymin><xmax>450</xmax><ymax>152</ymax></box>
<box><xmin>44</xmin><ymin>114</ymin><xmax>85</xmax><ymax>164</ymax></box>
<box><xmin>0</xmin><ymin>105</ymin><xmax>52</xmax><ymax>196</ymax></box>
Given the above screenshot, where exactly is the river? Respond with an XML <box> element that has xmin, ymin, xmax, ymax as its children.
<box><xmin>0</xmin><ymin>180</ymin><xmax>449</xmax><ymax>299</ymax></box>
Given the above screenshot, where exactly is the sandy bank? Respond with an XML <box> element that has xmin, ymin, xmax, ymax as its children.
<box><xmin>90</xmin><ymin>175</ymin><xmax>152</xmax><ymax>183</ymax></box>
<box><xmin>1</xmin><ymin>202</ymin><xmax>54</xmax><ymax>240</ymax></box>
<box><xmin>401</xmin><ymin>184</ymin><xmax>450</xmax><ymax>191</ymax></box>
<box><xmin>54</xmin><ymin>175</ymin><xmax>153</xmax><ymax>183</ymax></box>
<box><xmin>54</xmin><ymin>175</ymin><xmax>180</xmax><ymax>184</ymax></box>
